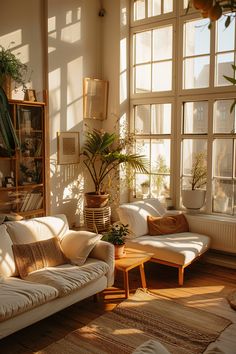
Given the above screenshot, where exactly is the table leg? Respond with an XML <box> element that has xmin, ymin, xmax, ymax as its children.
<box><xmin>123</xmin><ymin>270</ymin><xmax>129</xmax><ymax>298</ymax></box>
<box><xmin>139</xmin><ymin>263</ymin><xmax>147</xmax><ymax>288</ymax></box>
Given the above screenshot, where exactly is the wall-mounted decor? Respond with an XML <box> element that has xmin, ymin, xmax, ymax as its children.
<box><xmin>57</xmin><ymin>132</ymin><xmax>80</xmax><ymax>165</ymax></box>
<box><xmin>83</xmin><ymin>78</ymin><xmax>108</xmax><ymax>120</ymax></box>
<box><xmin>24</xmin><ymin>89</ymin><xmax>37</xmax><ymax>102</ymax></box>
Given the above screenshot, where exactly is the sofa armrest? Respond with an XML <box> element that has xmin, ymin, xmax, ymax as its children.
<box><xmin>89</xmin><ymin>240</ymin><xmax>115</xmax><ymax>287</ymax></box>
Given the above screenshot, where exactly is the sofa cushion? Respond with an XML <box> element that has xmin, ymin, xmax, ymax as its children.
<box><xmin>117</xmin><ymin>198</ymin><xmax>165</xmax><ymax>237</ymax></box>
<box><xmin>147</xmin><ymin>213</ymin><xmax>189</xmax><ymax>235</ymax></box>
<box><xmin>132</xmin><ymin>339</ymin><xmax>170</xmax><ymax>354</ymax></box>
<box><xmin>6</xmin><ymin>214</ymin><xmax>69</xmax><ymax>244</ymax></box>
<box><xmin>0</xmin><ymin>224</ymin><xmax>17</xmax><ymax>277</ymax></box>
<box><xmin>12</xmin><ymin>238</ymin><xmax>68</xmax><ymax>278</ymax></box>
<box><xmin>60</xmin><ymin>230</ymin><xmax>102</xmax><ymax>266</ymax></box>
<box><xmin>125</xmin><ymin>232</ymin><xmax>210</xmax><ymax>266</ymax></box>
<box><xmin>25</xmin><ymin>259</ymin><xmax>109</xmax><ymax>297</ymax></box>
<box><xmin>0</xmin><ymin>277</ymin><xmax>58</xmax><ymax>322</ymax></box>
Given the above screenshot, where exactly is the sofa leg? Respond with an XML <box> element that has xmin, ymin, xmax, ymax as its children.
<box><xmin>93</xmin><ymin>293</ymin><xmax>99</xmax><ymax>302</ymax></box>
<box><xmin>178</xmin><ymin>267</ymin><xmax>184</xmax><ymax>286</ymax></box>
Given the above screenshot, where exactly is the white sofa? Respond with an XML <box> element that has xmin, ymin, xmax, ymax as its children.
<box><xmin>0</xmin><ymin>214</ymin><xmax>114</xmax><ymax>339</ymax></box>
<box><xmin>117</xmin><ymin>199</ymin><xmax>210</xmax><ymax>286</ymax></box>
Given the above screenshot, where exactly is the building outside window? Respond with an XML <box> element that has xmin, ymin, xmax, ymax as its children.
<box><xmin>130</xmin><ymin>0</ymin><xmax>236</xmax><ymax>215</ymax></box>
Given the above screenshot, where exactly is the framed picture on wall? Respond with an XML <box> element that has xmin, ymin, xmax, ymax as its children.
<box><xmin>83</xmin><ymin>78</ymin><xmax>108</xmax><ymax>120</ymax></box>
<box><xmin>57</xmin><ymin>132</ymin><xmax>80</xmax><ymax>165</ymax></box>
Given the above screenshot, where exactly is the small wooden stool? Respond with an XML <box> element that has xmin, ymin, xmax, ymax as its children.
<box><xmin>115</xmin><ymin>248</ymin><xmax>153</xmax><ymax>298</ymax></box>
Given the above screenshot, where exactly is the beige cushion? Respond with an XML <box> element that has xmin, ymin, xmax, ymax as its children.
<box><xmin>6</xmin><ymin>214</ymin><xmax>69</xmax><ymax>244</ymax></box>
<box><xmin>117</xmin><ymin>198</ymin><xmax>165</xmax><ymax>238</ymax></box>
<box><xmin>12</xmin><ymin>238</ymin><xmax>68</xmax><ymax>278</ymax></box>
<box><xmin>125</xmin><ymin>232</ymin><xmax>210</xmax><ymax>266</ymax></box>
<box><xmin>0</xmin><ymin>277</ymin><xmax>58</xmax><ymax>322</ymax></box>
<box><xmin>60</xmin><ymin>230</ymin><xmax>102</xmax><ymax>266</ymax></box>
<box><xmin>132</xmin><ymin>340</ymin><xmax>170</xmax><ymax>354</ymax></box>
<box><xmin>0</xmin><ymin>224</ymin><xmax>17</xmax><ymax>277</ymax></box>
<box><xmin>25</xmin><ymin>259</ymin><xmax>109</xmax><ymax>297</ymax></box>
<box><xmin>147</xmin><ymin>213</ymin><xmax>189</xmax><ymax>235</ymax></box>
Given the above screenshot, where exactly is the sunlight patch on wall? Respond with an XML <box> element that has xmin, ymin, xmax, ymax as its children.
<box><xmin>61</xmin><ymin>22</ymin><xmax>81</xmax><ymax>43</ymax></box>
<box><xmin>77</xmin><ymin>7</ymin><xmax>81</xmax><ymax>21</ymax></box>
<box><xmin>67</xmin><ymin>56</ymin><xmax>83</xmax><ymax>104</ymax></box>
<box><xmin>49</xmin><ymin>68</ymin><xmax>61</xmax><ymax>130</ymax></box>
<box><xmin>0</xmin><ymin>29</ymin><xmax>22</xmax><ymax>49</ymax></box>
<box><xmin>12</xmin><ymin>44</ymin><xmax>29</xmax><ymax>64</ymax></box>
<box><xmin>67</xmin><ymin>98</ymin><xmax>83</xmax><ymax>130</ymax></box>
<box><xmin>66</xmin><ymin>10</ymin><xmax>73</xmax><ymax>25</ymax></box>
<box><xmin>121</xmin><ymin>2</ymin><xmax>127</xmax><ymax>27</ymax></box>
<box><xmin>48</xmin><ymin>16</ymin><xmax>56</xmax><ymax>32</ymax></box>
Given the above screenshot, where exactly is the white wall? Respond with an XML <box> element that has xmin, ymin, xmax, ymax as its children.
<box><xmin>0</xmin><ymin>0</ymin><xmax>43</xmax><ymax>100</ymax></box>
<box><xmin>48</xmin><ymin>0</ymin><xmax>102</xmax><ymax>226</ymax></box>
<box><xmin>0</xmin><ymin>0</ymin><xmax>126</xmax><ymax>225</ymax></box>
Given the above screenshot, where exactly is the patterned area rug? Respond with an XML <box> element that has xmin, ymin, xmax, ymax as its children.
<box><xmin>37</xmin><ymin>289</ymin><xmax>231</xmax><ymax>354</ymax></box>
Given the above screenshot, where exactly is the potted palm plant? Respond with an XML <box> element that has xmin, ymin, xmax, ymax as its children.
<box><xmin>81</xmin><ymin>129</ymin><xmax>148</xmax><ymax>207</ymax></box>
<box><xmin>181</xmin><ymin>151</ymin><xmax>207</xmax><ymax>211</ymax></box>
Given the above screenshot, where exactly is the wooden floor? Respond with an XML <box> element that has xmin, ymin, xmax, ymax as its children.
<box><xmin>1</xmin><ymin>260</ymin><xmax>236</xmax><ymax>353</ymax></box>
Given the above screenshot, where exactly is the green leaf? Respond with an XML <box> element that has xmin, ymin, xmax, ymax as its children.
<box><xmin>225</xmin><ymin>16</ymin><xmax>231</xmax><ymax>28</ymax></box>
<box><xmin>223</xmin><ymin>75</ymin><xmax>236</xmax><ymax>85</ymax></box>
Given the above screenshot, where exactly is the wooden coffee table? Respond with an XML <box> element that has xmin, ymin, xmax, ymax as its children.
<box><xmin>115</xmin><ymin>248</ymin><xmax>153</xmax><ymax>298</ymax></box>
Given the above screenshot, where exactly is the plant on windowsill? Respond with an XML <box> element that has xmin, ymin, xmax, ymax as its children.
<box><xmin>181</xmin><ymin>151</ymin><xmax>207</xmax><ymax>212</ymax></box>
<box><xmin>102</xmin><ymin>222</ymin><xmax>130</xmax><ymax>259</ymax></box>
<box><xmin>81</xmin><ymin>128</ymin><xmax>148</xmax><ymax>208</ymax></box>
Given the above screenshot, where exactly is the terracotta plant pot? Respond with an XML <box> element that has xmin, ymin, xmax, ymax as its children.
<box><xmin>85</xmin><ymin>192</ymin><xmax>109</xmax><ymax>208</ymax></box>
<box><xmin>114</xmin><ymin>244</ymin><xmax>125</xmax><ymax>259</ymax></box>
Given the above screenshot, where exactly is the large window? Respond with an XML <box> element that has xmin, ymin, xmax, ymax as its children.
<box><xmin>130</xmin><ymin>1</ymin><xmax>236</xmax><ymax>215</ymax></box>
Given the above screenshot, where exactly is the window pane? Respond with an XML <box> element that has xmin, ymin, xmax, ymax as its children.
<box><xmin>153</xmin><ymin>61</ymin><xmax>172</xmax><ymax>91</ymax></box>
<box><xmin>134</xmin><ymin>0</ymin><xmax>145</xmax><ymax>21</ymax></box>
<box><xmin>184</xmin><ymin>19</ymin><xmax>210</xmax><ymax>57</ymax></box>
<box><xmin>150</xmin><ymin>139</ymin><xmax>170</xmax><ymax>173</ymax></box>
<box><xmin>213</xmin><ymin>139</ymin><xmax>233</xmax><ymax>177</ymax></box>
<box><xmin>163</xmin><ymin>0</ymin><xmax>173</xmax><ymax>13</ymax></box>
<box><xmin>213</xmin><ymin>179</ymin><xmax>232</xmax><ymax>214</ymax></box>
<box><xmin>214</xmin><ymin>100</ymin><xmax>235</xmax><ymax>133</ymax></box>
<box><xmin>151</xmin><ymin>103</ymin><xmax>171</xmax><ymax>134</ymax></box>
<box><xmin>183</xmin><ymin>56</ymin><xmax>210</xmax><ymax>89</ymax></box>
<box><xmin>182</xmin><ymin>139</ymin><xmax>207</xmax><ymax>177</ymax></box>
<box><xmin>135</xmin><ymin>64</ymin><xmax>151</xmax><ymax>93</ymax></box>
<box><xmin>135</xmin><ymin>174</ymin><xmax>151</xmax><ymax>198</ymax></box>
<box><xmin>135</xmin><ymin>31</ymin><xmax>151</xmax><ymax>64</ymax></box>
<box><xmin>217</xmin><ymin>15</ymin><xmax>235</xmax><ymax>52</ymax></box>
<box><xmin>134</xmin><ymin>105</ymin><xmax>151</xmax><ymax>134</ymax></box>
<box><xmin>183</xmin><ymin>102</ymin><xmax>208</xmax><ymax>134</ymax></box>
<box><xmin>153</xmin><ymin>26</ymin><xmax>172</xmax><ymax>61</ymax></box>
<box><xmin>215</xmin><ymin>53</ymin><xmax>234</xmax><ymax>86</ymax></box>
<box><xmin>136</xmin><ymin>139</ymin><xmax>150</xmax><ymax>162</ymax></box>
<box><xmin>151</xmin><ymin>175</ymin><xmax>170</xmax><ymax>197</ymax></box>
<box><xmin>148</xmin><ymin>0</ymin><xmax>161</xmax><ymax>17</ymax></box>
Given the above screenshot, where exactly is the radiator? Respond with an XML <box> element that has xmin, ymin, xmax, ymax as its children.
<box><xmin>185</xmin><ymin>214</ymin><xmax>236</xmax><ymax>254</ymax></box>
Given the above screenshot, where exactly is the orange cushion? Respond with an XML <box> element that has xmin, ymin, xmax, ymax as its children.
<box><xmin>147</xmin><ymin>214</ymin><xmax>189</xmax><ymax>236</ymax></box>
<box><xmin>12</xmin><ymin>238</ymin><xmax>68</xmax><ymax>278</ymax></box>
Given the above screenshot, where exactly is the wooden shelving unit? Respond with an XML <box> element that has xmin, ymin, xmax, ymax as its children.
<box><xmin>0</xmin><ymin>99</ymin><xmax>46</xmax><ymax>218</ymax></box>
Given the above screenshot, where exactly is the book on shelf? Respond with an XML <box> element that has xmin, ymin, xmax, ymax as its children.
<box><xmin>20</xmin><ymin>192</ymin><xmax>43</xmax><ymax>212</ymax></box>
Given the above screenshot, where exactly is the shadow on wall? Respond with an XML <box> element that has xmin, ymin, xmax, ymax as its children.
<box><xmin>48</xmin><ymin>0</ymin><xmax>102</xmax><ymax>225</ymax></box>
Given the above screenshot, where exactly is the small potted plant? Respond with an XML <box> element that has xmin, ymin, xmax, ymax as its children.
<box><xmin>102</xmin><ymin>222</ymin><xmax>130</xmax><ymax>258</ymax></box>
<box><xmin>141</xmin><ymin>180</ymin><xmax>150</xmax><ymax>195</ymax></box>
<box><xmin>181</xmin><ymin>151</ymin><xmax>207</xmax><ymax>211</ymax></box>
<box><xmin>0</xmin><ymin>43</ymin><xmax>29</xmax><ymax>98</ymax></box>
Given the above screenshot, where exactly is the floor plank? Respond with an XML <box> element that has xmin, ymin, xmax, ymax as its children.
<box><xmin>0</xmin><ymin>260</ymin><xmax>236</xmax><ymax>353</ymax></box>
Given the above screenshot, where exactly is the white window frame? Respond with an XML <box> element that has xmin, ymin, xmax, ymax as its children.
<box><xmin>130</xmin><ymin>1</ymin><xmax>236</xmax><ymax>216</ymax></box>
